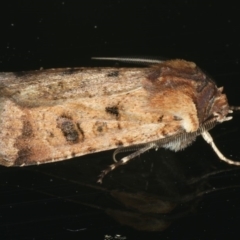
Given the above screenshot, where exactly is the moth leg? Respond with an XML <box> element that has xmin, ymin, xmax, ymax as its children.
<box><xmin>201</xmin><ymin>131</ymin><xmax>240</xmax><ymax>166</ymax></box>
<box><xmin>230</xmin><ymin>106</ymin><xmax>240</xmax><ymax>111</ymax></box>
<box><xmin>97</xmin><ymin>143</ymin><xmax>157</xmax><ymax>183</ymax></box>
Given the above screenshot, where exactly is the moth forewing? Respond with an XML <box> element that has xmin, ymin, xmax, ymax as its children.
<box><xmin>0</xmin><ymin>59</ymin><xmax>239</xmax><ymax>183</ymax></box>
<box><xmin>0</xmin><ymin>63</ymin><xmax>186</xmax><ymax>167</ymax></box>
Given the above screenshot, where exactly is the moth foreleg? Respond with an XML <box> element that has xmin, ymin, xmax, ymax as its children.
<box><xmin>97</xmin><ymin>143</ymin><xmax>157</xmax><ymax>183</ymax></box>
<box><xmin>201</xmin><ymin>131</ymin><xmax>240</xmax><ymax>166</ymax></box>
<box><xmin>230</xmin><ymin>106</ymin><xmax>240</xmax><ymax>111</ymax></box>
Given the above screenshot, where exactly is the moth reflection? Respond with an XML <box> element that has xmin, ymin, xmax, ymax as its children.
<box><xmin>31</xmin><ymin>149</ymin><xmax>240</xmax><ymax>232</ymax></box>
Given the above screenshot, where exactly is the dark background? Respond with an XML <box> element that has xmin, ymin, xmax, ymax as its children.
<box><xmin>1</xmin><ymin>1</ymin><xmax>240</xmax><ymax>239</ymax></box>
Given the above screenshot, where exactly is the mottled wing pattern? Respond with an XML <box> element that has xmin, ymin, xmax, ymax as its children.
<box><xmin>0</xmin><ymin>66</ymin><xmax>184</xmax><ymax>166</ymax></box>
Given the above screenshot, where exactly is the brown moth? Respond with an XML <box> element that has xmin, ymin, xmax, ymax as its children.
<box><xmin>0</xmin><ymin>58</ymin><xmax>239</xmax><ymax>183</ymax></box>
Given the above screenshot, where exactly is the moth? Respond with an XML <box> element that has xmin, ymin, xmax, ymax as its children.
<box><xmin>0</xmin><ymin>58</ymin><xmax>239</xmax><ymax>183</ymax></box>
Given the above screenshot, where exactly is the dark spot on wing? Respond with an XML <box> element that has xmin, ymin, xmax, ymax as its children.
<box><xmin>61</xmin><ymin>121</ymin><xmax>79</xmax><ymax>142</ymax></box>
<box><xmin>71</xmin><ymin>152</ymin><xmax>76</xmax><ymax>157</ymax></box>
<box><xmin>13</xmin><ymin>117</ymin><xmax>35</xmax><ymax>165</ymax></box>
<box><xmin>49</xmin><ymin>132</ymin><xmax>54</xmax><ymax>137</ymax></box>
<box><xmin>115</xmin><ymin>140</ymin><xmax>123</xmax><ymax>146</ymax></box>
<box><xmin>57</xmin><ymin>116</ymin><xmax>82</xmax><ymax>143</ymax></box>
<box><xmin>158</xmin><ymin>115</ymin><xmax>164</xmax><ymax>122</ymax></box>
<box><xmin>162</xmin><ymin>129</ymin><xmax>169</xmax><ymax>137</ymax></box>
<box><xmin>93</xmin><ymin>121</ymin><xmax>108</xmax><ymax>135</ymax></box>
<box><xmin>105</xmin><ymin>106</ymin><xmax>119</xmax><ymax>118</ymax></box>
<box><xmin>60</xmin><ymin>113</ymin><xmax>72</xmax><ymax>120</ymax></box>
<box><xmin>107</xmin><ymin>71</ymin><xmax>119</xmax><ymax>77</ymax></box>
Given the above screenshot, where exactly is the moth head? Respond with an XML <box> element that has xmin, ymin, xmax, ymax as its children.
<box><xmin>210</xmin><ymin>87</ymin><xmax>231</xmax><ymax>122</ymax></box>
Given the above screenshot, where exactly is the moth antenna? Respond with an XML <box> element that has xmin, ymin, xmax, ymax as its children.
<box><xmin>91</xmin><ymin>57</ymin><xmax>163</xmax><ymax>64</ymax></box>
<box><xmin>97</xmin><ymin>143</ymin><xmax>157</xmax><ymax>184</ymax></box>
<box><xmin>202</xmin><ymin>131</ymin><xmax>240</xmax><ymax>166</ymax></box>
